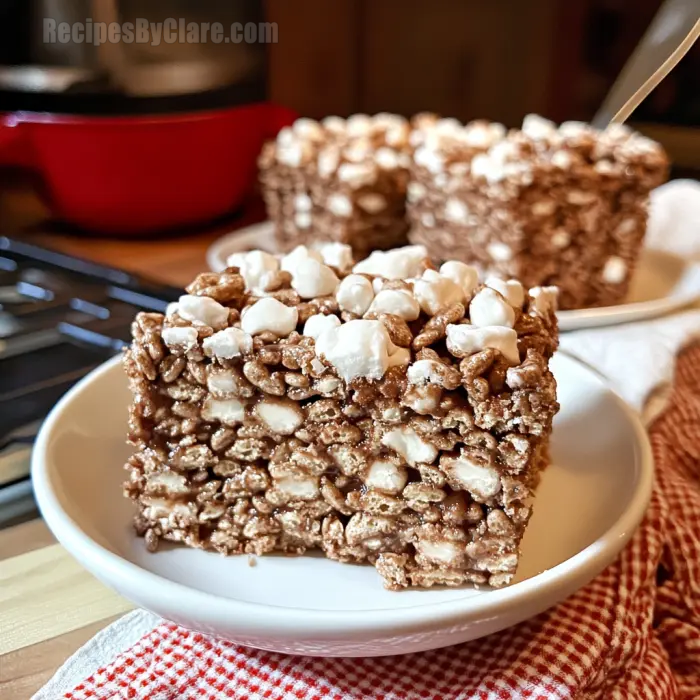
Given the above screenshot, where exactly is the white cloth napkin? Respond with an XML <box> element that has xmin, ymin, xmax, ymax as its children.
<box><xmin>33</xmin><ymin>179</ymin><xmax>700</xmax><ymax>700</ymax></box>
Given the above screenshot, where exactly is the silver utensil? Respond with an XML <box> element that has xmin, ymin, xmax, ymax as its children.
<box><xmin>592</xmin><ymin>0</ymin><xmax>700</xmax><ymax>129</ymax></box>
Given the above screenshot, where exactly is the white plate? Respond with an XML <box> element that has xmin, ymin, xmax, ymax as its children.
<box><xmin>558</xmin><ymin>248</ymin><xmax>700</xmax><ymax>331</ymax></box>
<box><xmin>32</xmin><ymin>353</ymin><xmax>652</xmax><ymax>657</ymax></box>
<box><xmin>207</xmin><ymin>223</ymin><xmax>700</xmax><ymax>332</ymax></box>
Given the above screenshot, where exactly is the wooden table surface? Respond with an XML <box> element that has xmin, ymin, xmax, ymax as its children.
<box><xmin>0</xmin><ymin>182</ymin><xmax>260</xmax><ymax>698</ymax></box>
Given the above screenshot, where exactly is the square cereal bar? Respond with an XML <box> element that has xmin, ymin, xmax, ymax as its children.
<box><xmin>407</xmin><ymin>115</ymin><xmax>668</xmax><ymax>310</ymax></box>
<box><xmin>124</xmin><ymin>243</ymin><xmax>559</xmax><ymax>589</ymax></box>
<box><xmin>258</xmin><ymin>114</ymin><xmax>412</xmax><ymax>259</ymax></box>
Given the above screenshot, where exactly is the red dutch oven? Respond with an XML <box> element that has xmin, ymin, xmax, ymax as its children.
<box><xmin>0</xmin><ymin>103</ymin><xmax>295</xmax><ymax>234</ymax></box>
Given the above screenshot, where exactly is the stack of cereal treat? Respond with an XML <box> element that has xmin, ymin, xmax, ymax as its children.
<box><xmin>124</xmin><ymin>243</ymin><xmax>559</xmax><ymax>590</ymax></box>
<box><xmin>259</xmin><ymin>114</ymin><xmax>412</xmax><ymax>259</ymax></box>
<box><xmin>407</xmin><ymin>115</ymin><xmax>668</xmax><ymax>309</ymax></box>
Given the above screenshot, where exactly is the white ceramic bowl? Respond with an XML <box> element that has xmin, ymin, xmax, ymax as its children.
<box><xmin>32</xmin><ymin>353</ymin><xmax>652</xmax><ymax>657</ymax></box>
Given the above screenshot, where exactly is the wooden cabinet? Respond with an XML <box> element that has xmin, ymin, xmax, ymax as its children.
<box><xmin>266</xmin><ymin>0</ymin><xmax>579</xmax><ymax>125</ymax></box>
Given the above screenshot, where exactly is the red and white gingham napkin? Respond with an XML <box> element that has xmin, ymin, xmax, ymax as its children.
<box><xmin>35</xmin><ymin>345</ymin><xmax>700</xmax><ymax>700</ymax></box>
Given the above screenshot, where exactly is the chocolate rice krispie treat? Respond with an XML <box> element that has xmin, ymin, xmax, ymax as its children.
<box><xmin>258</xmin><ymin>115</ymin><xmax>412</xmax><ymax>259</ymax></box>
<box><xmin>124</xmin><ymin>243</ymin><xmax>559</xmax><ymax>589</ymax></box>
<box><xmin>407</xmin><ymin>115</ymin><xmax>668</xmax><ymax>309</ymax></box>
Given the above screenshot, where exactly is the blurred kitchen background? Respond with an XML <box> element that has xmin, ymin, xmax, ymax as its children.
<box><xmin>0</xmin><ymin>0</ymin><xmax>697</xmax><ymax>526</ymax></box>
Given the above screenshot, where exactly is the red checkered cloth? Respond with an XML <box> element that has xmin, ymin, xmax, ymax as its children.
<box><xmin>65</xmin><ymin>347</ymin><xmax>700</xmax><ymax>700</ymax></box>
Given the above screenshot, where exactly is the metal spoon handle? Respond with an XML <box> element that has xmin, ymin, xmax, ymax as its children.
<box><xmin>592</xmin><ymin>0</ymin><xmax>700</xmax><ymax>130</ymax></box>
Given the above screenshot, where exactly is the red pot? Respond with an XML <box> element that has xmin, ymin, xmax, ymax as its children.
<box><xmin>0</xmin><ymin>103</ymin><xmax>295</xmax><ymax>234</ymax></box>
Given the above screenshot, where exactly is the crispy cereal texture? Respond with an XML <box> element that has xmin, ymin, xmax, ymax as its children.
<box><xmin>124</xmin><ymin>244</ymin><xmax>559</xmax><ymax>589</ymax></box>
<box><xmin>260</xmin><ymin>113</ymin><xmax>668</xmax><ymax>310</ymax></box>
<box><xmin>407</xmin><ymin>114</ymin><xmax>669</xmax><ymax>310</ymax></box>
<box><xmin>258</xmin><ymin>114</ymin><xmax>412</xmax><ymax>259</ymax></box>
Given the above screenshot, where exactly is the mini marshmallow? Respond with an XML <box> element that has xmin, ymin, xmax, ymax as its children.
<box><xmin>551</xmin><ymin>150</ymin><xmax>572</xmax><ymax>169</ymax></box>
<box><xmin>605</xmin><ymin>123</ymin><xmax>633</xmax><ymax>140</ymax></box>
<box><xmin>615</xmin><ymin>218</ymin><xmax>636</xmax><ymax>236</ymax></box>
<box><xmin>416</xmin><ymin>540</ymin><xmax>463</xmax><ymax>564</ymax></box>
<box><xmin>316</xmin><ymin>376</ymin><xmax>341</xmax><ymax>394</ymax></box>
<box><xmin>375</xmin><ymin>147</ymin><xmax>402</xmax><ymax>170</ymax></box>
<box><xmin>357</xmin><ymin>193</ymin><xmax>387</xmax><ymax>213</ymax></box>
<box><xmin>303</xmin><ymin>313</ymin><xmax>341</xmax><ymax>340</ymax></box>
<box><xmin>366</xmin><ymin>289</ymin><xmax>420</xmax><ymax>321</ymax></box>
<box><xmin>295</xmin><ymin>212</ymin><xmax>311</xmax><ymax>228</ymax></box>
<box><xmin>462</xmin><ymin>121</ymin><xmax>506</xmax><ymax>148</ymax></box>
<box><xmin>226</xmin><ymin>250</ymin><xmax>280</xmax><ymax>295</ymax></box>
<box><xmin>280</xmin><ymin>245</ymin><xmax>323</xmax><ymax>273</ymax></box>
<box><xmin>275</xmin><ymin>476</ymin><xmax>319</xmax><ymax>499</ymax></box>
<box><xmin>566</xmin><ymin>190</ymin><xmax>597</xmax><ymax>205</ymax></box>
<box><xmin>469</xmin><ymin>288</ymin><xmax>516</xmax><ymax>328</ymax></box>
<box><xmin>321</xmin><ymin>115</ymin><xmax>346</xmax><ymax>133</ymax></box>
<box><xmin>165</xmin><ymin>301</ymin><xmax>179</xmax><ymax>318</ymax></box>
<box><xmin>381</xmin><ymin>427</ymin><xmax>437</xmax><ymax>466</ymax></box>
<box><xmin>529</xmin><ymin>286</ymin><xmax>558</xmax><ymax>316</ymax></box>
<box><xmin>412</xmin><ymin>269</ymin><xmax>463</xmax><ymax>315</ymax></box>
<box><xmin>532</xmin><ymin>199</ymin><xmax>556</xmax><ymax>216</ymax></box>
<box><xmin>336</xmin><ymin>274</ymin><xmax>375</xmax><ymax>315</ymax></box>
<box><xmin>176</xmin><ymin>295</ymin><xmax>229</xmax><ymax>330</ymax></box>
<box><xmin>202</xmin><ymin>327</ymin><xmax>253</xmax><ymax>359</ymax></box>
<box><xmin>294</xmin><ymin>193</ymin><xmax>312</xmax><ymax>212</ymax></box>
<box><xmin>202</xmin><ymin>397</ymin><xmax>245</xmax><ymax>426</ymax></box>
<box><xmin>276</xmin><ymin>126</ymin><xmax>294</xmax><ymax>146</ymax></box>
<box><xmin>435</xmin><ymin>118</ymin><xmax>462</xmax><ymax>134</ymax></box>
<box><xmin>449</xmin><ymin>162</ymin><xmax>471</xmax><ymax>176</ymax></box>
<box><xmin>313</xmin><ymin>242</ymin><xmax>354</xmax><ymax>273</ymax></box>
<box><xmin>471</xmin><ymin>153</ymin><xmax>507</xmax><ymax>183</ymax></box>
<box><xmin>373</xmin><ymin>112</ymin><xmax>407</xmax><ymax>130</ymax></box>
<box><xmin>346</xmin><ymin>113</ymin><xmax>373</xmax><ymax>136</ymax></box>
<box><xmin>343</xmin><ymin>139</ymin><xmax>373</xmax><ymax>163</ymax></box>
<box><xmin>444</xmin><ymin>198</ymin><xmax>469</xmax><ymax>224</ymax></box>
<box><xmin>407</xmin><ymin>359</ymin><xmax>445</xmax><ymax>385</ymax></box>
<box><xmin>440</xmin><ymin>261</ymin><xmax>479</xmax><ymax>300</ymax></box>
<box><xmin>485</xmin><ymin>277</ymin><xmax>525</xmax><ymax>309</ymax></box>
<box><xmin>277</xmin><ymin>139</ymin><xmax>311</xmax><ymax>168</ymax></box>
<box><xmin>551</xmin><ymin>229</ymin><xmax>571</xmax><ymax>249</ymax></box>
<box><xmin>162</xmin><ymin>326</ymin><xmax>198</xmax><ymax>351</ymax></box>
<box><xmin>241</xmin><ymin>297</ymin><xmax>298</xmax><ymax>337</ymax></box>
<box><xmin>255</xmin><ymin>399</ymin><xmax>303</xmax><ymax>435</ymax></box>
<box><xmin>365</xmin><ymin>460</ymin><xmax>408</xmax><ymax>494</ymax></box>
<box><xmin>602</xmin><ymin>256</ymin><xmax>627</xmax><ymax>284</ymax></box>
<box><xmin>207</xmin><ymin>368</ymin><xmax>241</xmax><ymax>396</ymax></box>
<box><xmin>314</xmin><ymin>319</ymin><xmax>407</xmax><ymax>382</ymax></box>
<box><xmin>559</xmin><ymin>120</ymin><xmax>589</xmax><ymax>138</ymax></box>
<box><xmin>327</xmin><ymin>193</ymin><xmax>353</xmax><ymax>217</ymax></box>
<box><xmin>353</xmin><ymin>245</ymin><xmax>428</xmax><ymax>280</ymax></box>
<box><xmin>292</xmin><ymin>117</ymin><xmax>324</xmax><ymax>140</ymax></box>
<box><xmin>385</xmin><ymin>125</ymin><xmax>407</xmax><ymax>147</ymax></box>
<box><xmin>445</xmin><ymin>324</ymin><xmax>519</xmax><ymax>365</ymax></box>
<box><xmin>407</xmin><ymin>182</ymin><xmax>426</xmax><ymax>203</ymax></box>
<box><xmin>522</xmin><ymin>113</ymin><xmax>557</xmax><ymax>140</ymax></box>
<box><xmin>487</xmin><ymin>241</ymin><xmax>513</xmax><ymax>262</ymax></box>
<box><xmin>317</xmin><ymin>146</ymin><xmax>340</xmax><ymax>178</ymax></box>
<box><xmin>337</xmin><ymin>162</ymin><xmax>376</xmax><ymax>188</ymax></box>
<box><xmin>147</xmin><ymin>472</ymin><xmax>189</xmax><ymax>495</ymax></box>
<box><xmin>281</xmin><ymin>246</ymin><xmax>339</xmax><ymax>299</ymax></box>
<box><xmin>441</xmin><ymin>454</ymin><xmax>501</xmax><ymax>500</ymax></box>
<box><xmin>291</xmin><ymin>258</ymin><xmax>339</xmax><ymax>299</ymax></box>
<box><xmin>414</xmin><ymin>146</ymin><xmax>445</xmax><ymax>174</ymax></box>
